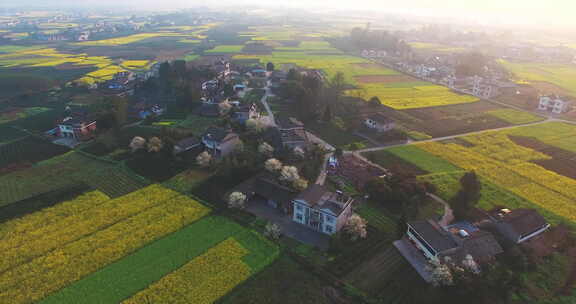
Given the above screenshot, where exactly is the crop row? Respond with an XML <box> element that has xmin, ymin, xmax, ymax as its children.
<box><xmin>122</xmin><ymin>238</ymin><xmax>252</xmax><ymax>304</ymax></box>
<box><xmin>0</xmin><ymin>185</ymin><xmax>210</xmax><ymax>304</ymax></box>
<box><xmin>40</xmin><ymin>216</ymin><xmax>278</xmax><ymax>304</ymax></box>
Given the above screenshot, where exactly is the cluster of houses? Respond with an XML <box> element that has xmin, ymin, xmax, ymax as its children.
<box><xmin>396</xmin><ymin>207</ymin><xmax>551</xmax><ymax>282</ymax></box>
<box><xmin>538</xmin><ymin>95</ymin><xmax>572</xmax><ymax>114</ymax></box>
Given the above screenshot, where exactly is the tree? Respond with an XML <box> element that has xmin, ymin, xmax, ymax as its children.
<box><xmin>287</xmin><ymin>68</ymin><xmax>300</xmax><ymax>81</ymax></box>
<box><xmin>427</xmin><ymin>258</ymin><xmax>454</xmax><ymax>287</ymax></box>
<box><xmin>219</xmin><ymin>100</ymin><xmax>232</xmax><ymax>114</ymax></box>
<box><xmin>266</xmin><ymin>62</ymin><xmax>275</xmax><ymax>72</ymax></box>
<box><xmin>292</xmin><ymin>178</ymin><xmax>309</xmax><ymax>191</ymax></box>
<box><xmin>196</xmin><ymin>151</ymin><xmax>212</xmax><ymax>167</ymax></box>
<box><xmin>265</xmin><ymin>158</ymin><xmax>283</xmax><ymax>172</ymax></box>
<box><xmin>264</xmin><ymin>222</ymin><xmax>281</xmax><ymax>240</ymax></box>
<box><xmin>228</xmin><ymin>192</ymin><xmax>247</xmax><ymax>209</ymax></box>
<box><xmin>293</xmin><ymin>147</ymin><xmax>306</xmax><ymax>159</ymax></box>
<box><xmin>344</xmin><ymin>214</ymin><xmax>367</xmax><ymax>241</ymax></box>
<box><xmin>110</xmin><ymin>96</ymin><xmax>128</xmax><ymax>127</ymax></box>
<box><xmin>246</xmin><ymin>118</ymin><xmax>266</xmax><ymax>133</ymax></box>
<box><xmin>223</xmin><ymin>83</ymin><xmax>234</xmax><ymax>97</ymax></box>
<box><xmin>322</xmin><ymin>105</ymin><xmax>333</xmax><ymax>122</ymax></box>
<box><xmin>328</xmin><ymin>71</ymin><xmax>347</xmax><ymax>98</ymax></box>
<box><xmin>279</xmin><ymin>166</ymin><xmax>300</xmax><ymax>183</ymax></box>
<box><xmin>450</xmin><ymin>171</ymin><xmax>482</xmax><ymax>221</ymax></box>
<box><xmin>147</xmin><ymin>137</ymin><xmax>163</xmax><ymax>153</ymax></box>
<box><xmin>258</xmin><ymin>142</ymin><xmax>275</xmax><ymax>157</ymax></box>
<box><xmin>129</xmin><ymin>136</ymin><xmax>146</xmax><ymax>152</ymax></box>
<box><xmin>369</xmin><ymin>96</ymin><xmax>381</xmax><ymax>106</ymax></box>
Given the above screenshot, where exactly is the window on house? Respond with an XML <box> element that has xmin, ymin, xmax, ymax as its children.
<box><xmin>325</xmin><ymin>216</ymin><xmax>334</xmax><ymax>224</ymax></box>
<box><xmin>296</xmin><ymin>205</ymin><xmax>303</xmax><ymax>211</ymax></box>
<box><xmin>296</xmin><ymin>214</ymin><xmax>303</xmax><ymax>221</ymax></box>
<box><xmin>325</xmin><ymin>225</ymin><xmax>334</xmax><ymax>233</ymax></box>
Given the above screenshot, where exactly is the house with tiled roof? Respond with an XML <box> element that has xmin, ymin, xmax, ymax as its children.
<box><xmin>488</xmin><ymin>208</ymin><xmax>550</xmax><ymax>244</ymax></box>
<box><xmin>396</xmin><ymin>219</ymin><xmax>503</xmax><ymax>283</ymax></box>
<box><xmin>292</xmin><ymin>185</ymin><xmax>354</xmax><ymax>235</ymax></box>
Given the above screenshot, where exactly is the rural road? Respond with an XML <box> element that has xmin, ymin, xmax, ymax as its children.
<box><xmin>261</xmin><ymin>84</ymin><xmax>276</xmax><ymax>127</ymax></box>
<box><xmin>348</xmin><ymin>117</ymin><xmax>566</xmax><ymax>154</ymax></box>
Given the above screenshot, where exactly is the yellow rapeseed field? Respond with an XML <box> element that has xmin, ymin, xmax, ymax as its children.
<box><xmin>0</xmin><ymin>185</ymin><xmax>210</xmax><ymax>304</ymax></box>
<box><xmin>77</xmin><ymin>32</ymin><xmax>186</xmax><ymax>46</ymax></box>
<box><xmin>417</xmin><ymin>131</ymin><xmax>576</xmax><ymax>222</ymax></box>
<box><xmin>123</xmin><ymin>238</ymin><xmax>252</xmax><ymax>304</ymax></box>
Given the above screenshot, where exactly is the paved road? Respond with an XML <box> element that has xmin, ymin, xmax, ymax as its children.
<box><xmin>260</xmin><ymin>84</ymin><xmax>276</xmax><ymax>127</ymax></box>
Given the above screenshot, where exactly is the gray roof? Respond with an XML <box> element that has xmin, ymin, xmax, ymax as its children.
<box><xmin>253</xmin><ymin>177</ymin><xmax>297</xmax><ymax>206</ymax></box>
<box><xmin>276</xmin><ymin>116</ymin><xmax>304</xmax><ymax>129</ymax></box>
<box><xmin>203</xmin><ymin>127</ymin><xmax>234</xmax><ymax>142</ymax></box>
<box><xmin>366</xmin><ymin>113</ymin><xmax>393</xmax><ymax>125</ymax></box>
<box><xmin>498</xmin><ymin>209</ymin><xmax>548</xmax><ymax>237</ymax></box>
<box><xmin>175</xmin><ymin>137</ymin><xmax>200</xmax><ymax>152</ymax></box>
<box><xmin>295</xmin><ymin>184</ymin><xmax>328</xmax><ymax>204</ymax></box>
<box><xmin>409</xmin><ymin>220</ymin><xmax>458</xmax><ymax>253</ymax></box>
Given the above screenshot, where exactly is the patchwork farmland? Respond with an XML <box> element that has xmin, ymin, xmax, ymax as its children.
<box><xmin>0</xmin><ymin>183</ymin><xmax>278</xmax><ymax>304</ymax></box>
<box><xmin>365</xmin><ymin>122</ymin><xmax>576</xmax><ymax>227</ymax></box>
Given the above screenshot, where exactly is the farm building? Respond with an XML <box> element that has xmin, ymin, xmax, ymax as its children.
<box><xmin>201</xmin><ymin>127</ymin><xmax>241</xmax><ymax>159</ymax></box>
<box><xmin>364</xmin><ymin>113</ymin><xmax>395</xmax><ymax>133</ymax></box>
<box><xmin>487</xmin><ymin>208</ymin><xmax>550</xmax><ymax>244</ymax></box>
<box><xmin>232</xmin><ymin>103</ymin><xmax>260</xmax><ymax>123</ymax></box>
<box><xmin>55</xmin><ymin>114</ymin><xmax>97</xmax><ymax>141</ymax></box>
<box><xmin>292</xmin><ymin>185</ymin><xmax>354</xmax><ymax>235</ymax></box>
<box><xmin>395</xmin><ymin>219</ymin><xmax>503</xmax><ymax>282</ymax></box>
<box><xmin>538</xmin><ymin>95</ymin><xmax>572</xmax><ymax>114</ymax></box>
<box><xmin>275</xmin><ymin>116</ymin><xmax>310</xmax><ymax>150</ymax></box>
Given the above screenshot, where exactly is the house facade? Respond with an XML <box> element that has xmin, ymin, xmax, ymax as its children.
<box><xmin>202</xmin><ymin>127</ymin><xmax>241</xmax><ymax>159</ymax></box>
<box><xmin>276</xmin><ymin>116</ymin><xmax>310</xmax><ymax>150</ymax></box>
<box><xmin>538</xmin><ymin>95</ymin><xmax>571</xmax><ymax>114</ymax></box>
<box><xmin>57</xmin><ymin>117</ymin><xmax>97</xmax><ymax>141</ymax></box>
<box><xmin>291</xmin><ymin>185</ymin><xmax>354</xmax><ymax>235</ymax></box>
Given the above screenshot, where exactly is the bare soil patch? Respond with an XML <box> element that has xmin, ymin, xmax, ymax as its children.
<box><xmin>355</xmin><ymin>74</ymin><xmax>417</xmax><ymax>84</ymax></box>
<box><xmin>531</xmin><ymin>81</ymin><xmax>572</xmax><ymax>96</ymax></box>
<box><xmin>509</xmin><ymin>135</ymin><xmax>576</xmax><ymax>179</ymax></box>
<box><xmin>497</xmin><ymin>85</ymin><xmax>542</xmax><ymax>110</ymax></box>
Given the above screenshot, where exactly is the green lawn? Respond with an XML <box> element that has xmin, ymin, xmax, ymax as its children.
<box><xmin>486</xmin><ymin>109</ymin><xmax>545</xmax><ymax>125</ymax></box>
<box><xmin>382</xmin><ymin>145</ymin><xmax>461</xmax><ymax>173</ymax></box>
<box><xmin>356</xmin><ymin>200</ymin><xmax>397</xmax><ymax>232</ymax></box>
<box><xmin>41</xmin><ymin>216</ymin><xmax>278</xmax><ymax>304</ymax></box>
<box><xmin>503</xmin><ymin>122</ymin><xmax>576</xmax><ymax>153</ymax></box>
<box><xmin>206</xmin><ymin>45</ymin><xmax>245</xmax><ymax>53</ymax></box>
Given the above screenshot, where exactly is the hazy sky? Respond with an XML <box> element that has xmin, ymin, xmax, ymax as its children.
<box><xmin>5</xmin><ymin>0</ymin><xmax>576</xmax><ymax>26</ymax></box>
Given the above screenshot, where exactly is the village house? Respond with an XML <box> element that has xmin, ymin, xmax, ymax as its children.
<box><xmin>364</xmin><ymin>113</ymin><xmax>395</xmax><ymax>132</ymax></box>
<box><xmin>232</xmin><ymin>103</ymin><xmax>260</xmax><ymax>123</ymax></box>
<box><xmin>56</xmin><ymin>115</ymin><xmax>97</xmax><ymax>141</ymax></box>
<box><xmin>538</xmin><ymin>95</ymin><xmax>572</xmax><ymax>114</ymax></box>
<box><xmin>396</xmin><ymin>219</ymin><xmax>503</xmax><ymax>282</ymax></box>
<box><xmin>292</xmin><ymin>185</ymin><xmax>354</xmax><ymax>235</ymax></box>
<box><xmin>247</xmin><ymin>176</ymin><xmax>298</xmax><ymax>213</ymax></box>
<box><xmin>201</xmin><ymin>127</ymin><xmax>241</xmax><ymax>159</ymax></box>
<box><xmin>487</xmin><ymin>208</ymin><xmax>550</xmax><ymax>244</ymax></box>
<box><xmin>276</xmin><ymin>116</ymin><xmax>310</xmax><ymax>149</ymax></box>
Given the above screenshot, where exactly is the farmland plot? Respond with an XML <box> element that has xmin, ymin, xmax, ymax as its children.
<box><xmin>416</xmin><ymin>123</ymin><xmax>576</xmax><ymax>225</ymax></box>
<box><xmin>0</xmin><ymin>185</ymin><xmax>210</xmax><ymax>304</ymax></box>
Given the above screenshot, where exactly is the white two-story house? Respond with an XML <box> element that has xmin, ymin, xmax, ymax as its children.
<box><xmin>292</xmin><ymin>185</ymin><xmax>354</xmax><ymax>235</ymax></box>
<box><xmin>538</xmin><ymin>95</ymin><xmax>571</xmax><ymax>114</ymax></box>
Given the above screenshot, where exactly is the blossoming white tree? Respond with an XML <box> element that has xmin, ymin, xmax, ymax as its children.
<box><xmin>147</xmin><ymin>137</ymin><xmax>163</xmax><ymax>153</ymax></box>
<box><xmin>129</xmin><ymin>136</ymin><xmax>146</xmax><ymax>152</ymax></box>
<box><xmin>258</xmin><ymin>142</ymin><xmax>274</xmax><ymax>157</ymax></box>
<box><xmin>344</xmin><ymin>214</ymin><xmax>367</xmax><ymax>241</ymax></box>
<box><xmin>279</xmin><ymin>166</ymin><xmax>300</xmax><ymax>183</ymax></box>
<box><xmin>196</xmin><ymin>151</ymin><xmax>212</xmax><ymax>167</ymax></box>
<box><xmin>228</xmin><ymin>191</ymin><xmax>247</xmax><ymax>209</ymax></box>
<box><xmin>264</xmin><ymin>222</ymin><xmax>282</xmax><ymax>240</ymax></box>
<box><xmin>265</xmin><ymin>158</ymin><xmax>283</xmax><ymax>172</ymax></box>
